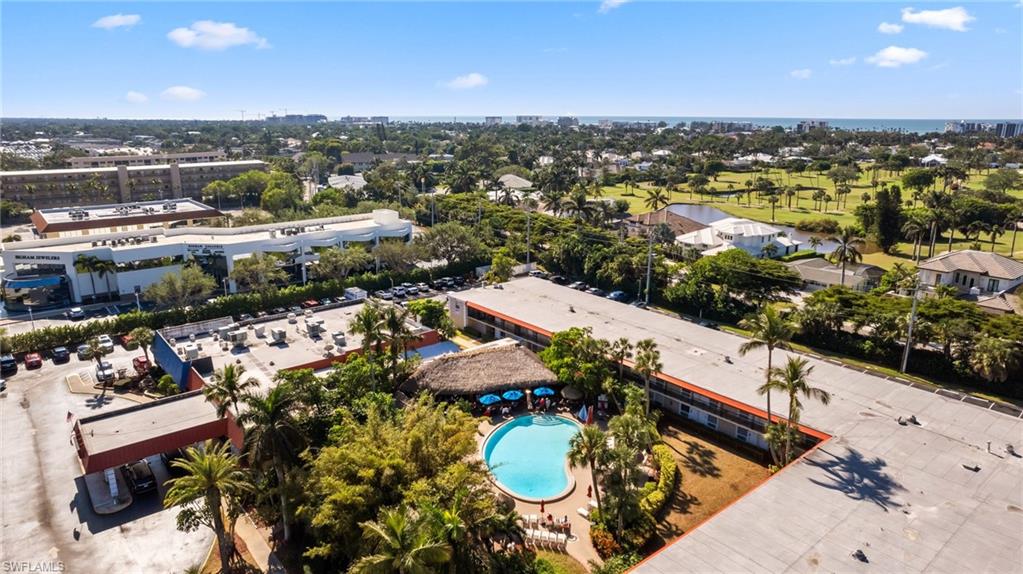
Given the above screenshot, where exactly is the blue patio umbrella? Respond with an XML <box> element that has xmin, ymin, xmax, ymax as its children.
<box><xmin>533</xmin><ymin>387</ymin><xmax>555</xmax><ymax>397</ymax></box>
<box><xmin>502</xmin><ymin>389</ymin><xmax>525</xmax><ymax>401</ymax></box>
<box><xmin>479</xmin><ymin>394</ymin><xmax>502</xmax><ymax>406</ymax></box>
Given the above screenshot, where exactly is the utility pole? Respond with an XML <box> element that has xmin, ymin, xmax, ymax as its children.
<box><xmin>900</xmin><ymin>286</ymin><xmax>920</xmax><ymax>373</ymax></box>
<box><xmin>526</xmin><ymin>200</ymin><xmax>532</xmax><ymax>266</ymax></box>
<box><xmin>644</xmin><ymin>224</ymin><xmax>654</xmax><ymax>304</ymax></box>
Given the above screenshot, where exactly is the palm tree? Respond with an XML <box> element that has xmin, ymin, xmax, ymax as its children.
<box><xmin>567</xmin><ymin>426</ymin><xmax>608</xmax><ymax>512</ymax></box>
<box><xmin>237</xmin><ymin>383</ymin><xmax>305</xmax><ymax>542</ymax></box>
<box><xmin>559</xmin><ymin>189</ymin><xmax>596</xmax><ymax>225</ymax></box>
<box><xmin>351</xmin><ymin>507</ymin><xmax>452</xmax><ymax>574</ymax></box>
<box><xmin>350</xmin><ymin>301</ymin><xmax>384</xmax><ymax>354</ymax></box>
<box><xmin>74</xmin><ymin>254</ymin><xmax>100</xmax><ymax>302</ymax></box>
<box><xmin>988</xmin><ymin>225</ymin><xmax>1005</xmax><ymax>252</ymax></box>
<box><xmin>738</xmin><ymin>306</ymin><xmax>796</xmax><ymax>426</ymax></box>
<box><xmin>760</xmin><ymin>243</ymin><xmax>779</xmax><ymax>259</ymax></box>
<box><xmin>164</xmin><ymin>441</ymin><xmax>253</xmax><ymax>574</ymax></box>
<box><xmin>643</xmin><ymin>187</ymin><xmax>669</xmax><ymax>224</ymax></box>
<box><xmin>203</xmin><ymin>364</ymin><xmax>258</xmax><ymax>418</ymax></box>
<box><xmin>634</xmin><ymin>338</ymin><xmax>662</xmax><ymax>415</ymax></box>
<box><xmin>93</xmin><ymin>258</ymin><xmax>118</xmax><ymax>301</ymax></box>
<box><xmin>901</xmin><ymin>215</ymin><xmax>929</xmax><ymax>262</ymax></box>
<box><xmin>129</xmin><ymin>327</ymin><xmax>154</xmax><ymax>363</ymax></box>
<box><xmin>808</xmin><ymin>236</ymin><xmax>823</xmax><ymax>253</ymax></box>
<box><xmin>969</xmin><ymin>336</ymin><xmax>1021</xmax><ymax>383</ymax></box>
<box><xmin>760</xmin><ymin>357</ymin><xmax>831</xmax><ymax>464</ymax></box>
<box><xmin>606</xmin><ymin>338</ymin><xmax>633</xmax><ymax>411</ymax></box>
<box><xmin>827</xmin><ymin>226</ymin><xmax>866</xmax><ymax>286</ymax></box>
<box><xmin>381</xmin><ymin>304</ymin><xmax>415</xmax><ymax>385</ymax></box>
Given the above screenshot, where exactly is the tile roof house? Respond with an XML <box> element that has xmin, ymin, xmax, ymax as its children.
<box><xmin>786</xmin><ymin>257</ymin><xmax>884</xmax><ymax>292</ymax></box>
<box><xmin>917</xmin><ymin>250</ymin><xmax>1023</xmax><ymax>295</ymax></box>
<box><xmin>625</xmin><ymin>208</ymin><xmax>707</xmax><ymax>238</ymax></box>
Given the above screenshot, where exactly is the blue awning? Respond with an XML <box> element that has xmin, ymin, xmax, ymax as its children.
<box><xmin>3</xmin><ymin>275</ymin><xmax>64</xmax><ymax>289</ymax></box>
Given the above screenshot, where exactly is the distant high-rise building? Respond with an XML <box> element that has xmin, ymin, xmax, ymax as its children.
<box><xmin>338</xmin><ymin>116</ymin><xmax>389</xmax><ymax>126</ymax></box>
<box><xmin>995</xmin><ymin>122</ymin><xmax>1023</xmax><ymax>138</ymax></box>
<box><xmin>795</xmin><ymin>120</ymin><xmax>829</xmax><ymax>133</ymax></box>
<box><xmin>557</xmin><ymin>116</ymin><xmax>579</xmax><ymax>128</ymax></box>
<box><xmin>516</xmin><ymin>115</ymin><xmax>543</xmax><ymax>126</ymax></box>
<box><xmin>944</xmin><ymin>120</ymin><xmax>992</xmax><ymax>134</ymax></box>
<box><xmin>264</xmin><ymin>114</ymin><xmax>328</xmax><ymax>124</ymax></box>
<box><xmin>485</xmin><ymin>116</ymin><xmax>503</xmax><ymax>126</ymax></box>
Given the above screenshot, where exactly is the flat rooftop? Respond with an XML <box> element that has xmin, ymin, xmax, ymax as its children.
<box><xmin>0</xmin><ymin>159</ymin><xmax>265</xmax><ymax>177</ymax></box>
<box><xmin>77</xmin><ymin>392</ymin><xmax>219</xmax><ymax>454</ymax></box>
<box><xmin>35</xmin><ymin>198</ymin><xmax>217</xmax><ymax>225</ymax></box>
<box><xmin>450</xmin><ymin>278</ymin><xmax>1023</xmax><ymax>573</ymax></box>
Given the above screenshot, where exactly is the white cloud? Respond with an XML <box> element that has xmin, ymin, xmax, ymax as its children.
<box><xmin>867</xmin><ymin>46</ymin><xmax>928</xmax><ymax>68</ymax></box>
<box><xmin>167</xmin><ymin>21</ymin><xmax>269</xmax><ymax>50</ymax></box>
<box><xmin>443</xmin><ymin>72</ymin><xmax>488</xmax><ymax>90</ymax></box>
<box><xmin>789</xmin><ymin>68</ymin><xmax>813</xmax><ymax>80</ymax></box>
<box><xmin>92</xmin><ymin>14</ymin><xmax>140</xmax><ymax>30</ymax></box>
<box><xmin>598</xmin><ymin>0</ymin><xmax>630</xmax><ymax>13</ymax></box>
<box><xmin>901</xmin><ymin>7</ymin><xmax>974</xmax><ymax>32</ymax></box>
<box><xmin>160</xmin><ymin>86</ymin><xmax>206</xmax><ymax>102</ymax></box>
<box><xmin>829</xmin><ymin>57</ymin><xmax>857</xmax><ymax>66</ymax></box>
<box><xmin>878</xmin><ymin>22</ymin><xmax>904</xmax><ymax>34</ymax></box>
<box><xmin>124</xmin><ymin>91</ymin><xmax>148</xmax><ymax>104</ymax></box>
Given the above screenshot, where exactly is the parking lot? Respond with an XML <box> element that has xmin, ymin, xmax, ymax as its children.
<box><xmin>0</xmin><ymin>345</ymin><xmax>212</xmax><ymax>573</ymax></box>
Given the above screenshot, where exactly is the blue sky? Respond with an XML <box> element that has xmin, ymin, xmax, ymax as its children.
<box><xmin>2</xmin><ymin>2</ymin><xmax>1021</xmax><ymax>119</ymax></box>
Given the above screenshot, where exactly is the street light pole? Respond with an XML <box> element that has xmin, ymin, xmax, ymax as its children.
<box><xmin>900</xmin><ymin>286</ymin><xmax>920</xmax><ymax>373</ymax></box>
<box><xmin>223</xmin><ymin>277</ymin><xmax>229</xmax><ymax>296</ymax></box>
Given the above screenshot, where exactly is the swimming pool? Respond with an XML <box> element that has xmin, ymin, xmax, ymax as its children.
<box><xmin>482</xmin><ymin>415</ymin><xmax>581</xmax><ymax>501</ymax></box>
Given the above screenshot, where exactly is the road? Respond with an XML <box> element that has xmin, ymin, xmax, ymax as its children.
<box><xmin>0</xmin><ymin>348</ymin><xmax>212</xmax><ymax>573</ymax></box>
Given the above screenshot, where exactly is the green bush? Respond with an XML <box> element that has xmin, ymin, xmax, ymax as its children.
<box><xmin>795</xmin><ymin>218</ymin><xmax>840</xmax><ymax>234</ymax></box>
<box><xmin>590</xmin><ymin>526</ymin><xmax>621</xmax><ymax>559</ymax></box>
<box><xmin>779</xmin><ymin>250</ymin><xmax>821</xmax><ymax>263</ymax></box>
<box><xmin>639</xmin><ymin>444</ymin><xmax>678</xmax><ymax>516</ymax></box>
<box><xmin>533</xmin><ymin>558</ymin><xmax>557</xmax><ymax>574</ymax></box>
<box><xmin>589</xmin><ymin>553</ymin><xmax>641</xmax><ymax>574</ymax></box>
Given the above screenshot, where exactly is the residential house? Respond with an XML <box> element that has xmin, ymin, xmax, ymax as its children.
<box><xmin>786</xmin><ymin>257</ymin><xmax>884</xmax><ymax>292</ymax></box>
<box><xmin>625</xmin><ymin>208</ymin><xmax>706</xmax><ymax>238</ymax></box>
<box><xmin>917</xmin><ymin>249</ymin><xmax>1023</xmax><ymax>295</ymax></box>
<box><xmin>676</xmin><ymin>217</ymin><xmax>800</xmax><ymax>258</ymax></box>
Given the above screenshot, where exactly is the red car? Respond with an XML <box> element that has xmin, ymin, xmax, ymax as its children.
<box><xmin>132</xmin><ymin>356</ymin><xmax>150</xmax><ymax>375</ymax></box>
<box><xmin>24</xmin><ymin>352</ymin><xmax>43</xmax><ymax>369</ymax></box>
<box><xmin>301</xmin><ymin>299</ymin><xmax>319</xmax><ymax>308</ymax></box>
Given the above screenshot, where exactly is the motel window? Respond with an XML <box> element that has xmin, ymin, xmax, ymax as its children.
<box><xmin>679</xmin><ymin>403</ymin><xmax>690</xmax><ymax>417</ymax></box>
<box><xmin>705</xmin><ymin>415</ymin><xmax>718</xmax><ymax>430</ymax></box>
<box><xmin>736</xmin><ymin>427</ymin><xmax>749</xmax><ymax>442</ymax></box>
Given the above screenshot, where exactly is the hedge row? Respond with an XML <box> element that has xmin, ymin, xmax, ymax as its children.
<box><xmin>639</xmin><ymin>444</ymin><xmax>678</xmax><ymax>515</ymax></box>
<box><xmin>2</xmin><ymin>259</ymin><xmax>485</xmax><ymax>356</ymax></box>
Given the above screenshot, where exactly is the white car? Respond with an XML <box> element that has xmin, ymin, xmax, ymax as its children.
<box><xmin>95</xmin><ymin>361</ymin><xmax>114</xmax><ymax>383</ymax></box>
<box><xmin>96</xmin><ymin>334</ymin><xmax>115</xmax><ymax>353</ymax></box>
<box><xmin>67</xmin><ymin>307</ymin><xmax>86</xmax><ymax>320</ymax></box>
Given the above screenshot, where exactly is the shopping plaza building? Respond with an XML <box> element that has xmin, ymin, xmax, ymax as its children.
<box><xmin>0</xmin><ymin>208</ymin><xmax>412</xmax><ymax>311</ymax></box>
<box><xmin>448</xmin><ymin>278</ymin><xmax>1023</xmax><ymax>572</ymax></box>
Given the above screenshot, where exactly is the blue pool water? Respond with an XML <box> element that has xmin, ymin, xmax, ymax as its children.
<box><xmin>483</xmin><ymin>415</ymin><xmax>581</xmax><ymax>500</ymax></box>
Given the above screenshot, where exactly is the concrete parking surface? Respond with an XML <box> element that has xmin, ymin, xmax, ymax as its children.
<box><xmin>0</xmin><ymin>345</ymin><xmax>212</xmax><ymax>573</ymax></box>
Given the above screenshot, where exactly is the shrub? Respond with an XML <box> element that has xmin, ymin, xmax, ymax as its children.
<box><xmin>590</xmin><ymin>526</ymin><xmax>621</xmax><ymax>559</ymax></box>
<box><xmin>156</xmin><ymin>374</ymin><xmax>179</xmax><ymax>396</ymax></box>
<box><xmin>533</xmin><ymin>558</ymin><xmax>557</xmax><ymax>574</ymax></box>
<box><xmin>639</xmin><ymin>444</ymin><xmax>678</xmax><ymax>516</ymax></box>
<box><xmin>779</xmin><ymin>250</ymin><xmax>820</xmax><ymax>263</ymax></box>
<box><xmin>589</xmin><ymin>553</ymin><xmax>641</xmax><ymax>574</ymax></box>
<box><xmin>795</xmin><ymin>218</ymin><xmax>840</xmax><ymax>234</ymax></box>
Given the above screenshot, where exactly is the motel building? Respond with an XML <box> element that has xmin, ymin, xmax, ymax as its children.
<box><xmin>447</xmin><ymin>278</ymin><xmax>1023</xmax><ymax>572</ymax></box>
<box><xmin>0</xmin><ymin>205</ymin><xmax>412</xmax><ymax>311</ymax></box>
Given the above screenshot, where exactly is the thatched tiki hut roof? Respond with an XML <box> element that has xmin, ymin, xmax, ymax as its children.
<box><xmin>402</xmin><ymin>339</ymin><xmax>555</xmax><ymax>397</ymax></box>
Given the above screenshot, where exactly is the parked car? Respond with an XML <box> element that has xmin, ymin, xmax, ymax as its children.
<box><xmin>586</xmin><ymin>287</ymin><xmax>607</xmax><ymax>297</ymax></box>
<box><xmin>23</xmin><ymin>353</ymin><xmax>43</xmax><ymax>369</ymax></box>
<box><xmin>51</xmin><ymin>346</ymin><xmax>71</xmax><ymax>363</ymax></box>
<box><xmin>302</xmin><ymin>299</ymin><xmax>319</xmax><ymax>308</ymax></box>
<box><xmin>95</xmin><ymin>361</ymin><xmax>115</xmax><ymax>383</ymax></box>
<box><xmin>406</xmin><ymin>285</ymin><xmax>420</xmax><ymax>296</ymax></box>
<box><xmin>607</xmin><ymin>290</ymin><xmax>630</xmax><ymax>302</ymax></box>
<box><xmin>416</xmin><ymin>282</ymin><xmax>431</xmax><ymax>293</ymax></box>
<box><xmin>401</xmin><ymin>282</ymin><xmax>414</xmax><ymax>289</ymax></box>
<box><xmin>452</xmin><ymin>276</ymin><xmax>467</xmax><ymax>286</ymax></box>
<box><xmin>320</xmin><ymin>298</ymin><xmax>333</xmax><ymax>306</ymax></box>
<box><xmin>392</xmin><ymin>287</ymin><xmax>407</xmax><ymax>298</ymax></box>
<box><xmin>289</xmin><ymin>306</ymin><xmax>303</xmax><ymax>314</ymax></box>
<box><xmin>697</xmin><ymin>320</ymin><xmax>719</xmax><ymax>330</ymax></box>
<box><xmin>0</xmin><ymin>354</ymin><xmax>17</xmax><ymax>376</ymax></box>
<box><xmin>375</xmin><ymin>290</ymin><xmax>394</xmax><ymax>301</ymax></box>
<box><xmin>568</xmin><ymin>281</ymin><xmax>588</xmax><ymax>290</ymax></box>
<box><xmin>132</xmin><ymin>356</ymin><xmax>150</xmax><ymax>375</ymax></box>
<box><xmin>0</xmin><ymin>379</ymin><xmax>6</xmax><ymax>393</ymax></box>
<box><xmin>630</xmin><ymin>300</ymin><xmax>648</xmax><ymax>309</ymax></box>
<box><xmin>238</xmin><ymin>313</ymin><xmax>253</xmax><ymax>322</ymax></box>
<box><xmin>67</xmin><ymin>307</ymin><xmax>86</xmax><ymax>320</ymax></box>
<box><xmin>529</xmin><ymin>270</ymin><xmax>549</xmax><ymax>279</ymax></box>
<box><xmin>122</xmin><ymin>459</ymin><xmax>157</xmax><ymax>494</ymax></box>
<box><xmin>549</xmin><ymin>275</ymin><xmax>567</xmax><ymax>285</ymax></box>
<box><xmin>272</xmin><ymin>307</ymin><xmax>286</xmax><ymax>315</ymax></box>
<box><xmin>96</xmin><ymin>334</ymin><xmax>115</xmax><ymax>353</ymax></box>
<box><xmin>161</xmin><ymin>448</ymin><xmax>189</xmax><ymax>477</ymax></box>
<box><xmin>76</xmin><ymin>344</ymin><xmax>92</xmax><ymax>360</ymax></box>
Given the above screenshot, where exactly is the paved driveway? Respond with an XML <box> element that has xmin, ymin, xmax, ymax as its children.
<box><xmin>0</xmin><ymin>350</ymin><xmax>212</xmax><ymax>573</ymax></box>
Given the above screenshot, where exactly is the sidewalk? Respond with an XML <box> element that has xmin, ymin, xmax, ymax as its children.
<box><xmin>235</xmin><ymin>513</ymin><xmax>285</xmax><ymax>573</ymax></box>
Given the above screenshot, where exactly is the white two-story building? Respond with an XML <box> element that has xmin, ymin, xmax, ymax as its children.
<box><xmin>917</xmin><ymin>249</ymin><xmax>1023</xmax><ymax>295</ymax></box>
<box><xmin>1</xmin><ymin>208</ymin><xmax>412</xmax><ymax>311</ymax></box>
<box><xmin>675</xmin><ymin>217</ymin><xmax>800</xmax><ymax>258</ymax></box>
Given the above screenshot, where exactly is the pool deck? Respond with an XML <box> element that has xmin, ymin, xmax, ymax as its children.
<box><xmin>478</xmin><ymin>410</ymin><xmax>603</xmax><ymax>569</ymax></box>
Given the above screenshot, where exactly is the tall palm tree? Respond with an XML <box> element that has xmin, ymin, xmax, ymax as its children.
<box><xmin>237</xmin><ymin>383</ymin><xmax>305</xmax><ymax>542</ymax></box>
<box><xmin>738</xmin><ymin>306</ymin><xmax>796</xmax><ymax>426</ymax></box>
<box><xmin>827</xmin><ymin>226</ymin><xmax>866</xmax><ymax>286</ymax></box>
<box><xmin>606</xmin><ymin>338</ymin><xmax>634</xmax><ymax>411</ymax></box>
<box><xmin>350</xmin><ymin>301</ymin><xmax>384</xmax><ymax>354</ymax></box>
<box><xmin>203</xmin><ymin>364</ymin><xmax>258</xmax><ymax>418</ymax></box>
<box><xmin>901</xmin><ymin>215</ymin><xmax>929</xmax><ymax>262</ymax></box>
<box><xmin>351</xmin><ymin>507</ymin><xmax>452</xmax><ymax>574</ymax></box>
<box><xmin>559</xmin><ymin>189</ymin><xmax>596</xmax><ymax>225</ymax></box>
<box><xmin>164</xmin><ymin>441</ymin><xmax>253</xmax><ymax>573</ymax></box>
<box><xmin>634</xmin><ymin>338</ymin><xmax>662</xmax><ymax>415</ymax></box>
<box><xmin>643</xmin><ymin>188</ymin><xmax>669</xmax><ymax>224</ymax></box>
<box><xmin>74</xmin><ymin>254</ymin><xmax>100</xmax><ymax>302</ymax></box>
<box><xmin>567</xmin><ymin>426</ymin><xmax>608</xmax><ymax>512</ymax></box>
<box><xmin>760</xmin><ymin>357</ymin><xmax>831</xmax><ymax>464</ymax></box>
<box><xmin>988</xmin><ymin>225</ymin><xmax>1005</xmax><ymax>252</ymax></box>
<box><xmin>381</xmin><ymin>304</ymin><xmax>415</xmax><ymax>385</ymax></box>
<box><xmin>129</xmin><ymin>326</ymin><xmax>154</xmax><ymax>363</ymax></box>
<box><xmin>93</xmin><ymin>258</ymin><xmax>118</xmax><ymax>301</ymax></box>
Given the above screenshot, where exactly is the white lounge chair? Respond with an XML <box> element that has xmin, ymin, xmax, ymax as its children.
<box><xmin>576</xmin><ymin>506</ymin><xmax>590</xmax><ymax>519</ymax></box>
<box><xmin>555</xmin><ymin>533</ymin><xmax>568</xmax><ymax>550</ymax></box>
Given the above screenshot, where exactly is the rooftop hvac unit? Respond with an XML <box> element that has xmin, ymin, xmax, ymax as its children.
<box><xmin>228</xmin><ymin>330</ymin><xmax>248</xmax><ymax>345</ymax></box>
<box><xmin>253</xmin><ymin>325</ymin><xmax>266</xmax><ymax>338</ymax></box>
<box><xmin>270</xmin><ymin>328</ymin><xmax>286</xmax><ymax>343</ymax></box>
<box><xmin>217</xmin><ymin>325</ymin><xmax>232</xmax><ymax>339</ymax></box>
<box><xmin>332</xmin><ymin>331</ymin><xmax>347</xmax><ymax>347</ymax></box>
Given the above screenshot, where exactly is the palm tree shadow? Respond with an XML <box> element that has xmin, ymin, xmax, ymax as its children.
<box><xmin>679</xmin><ymin>440</ymin><xmax>721</xmax><ymax>478</ymax></box>
<box><xmin>806</xmin><ymin>447</ymin><xmax>904</xmax><ymax>512</ymax></box>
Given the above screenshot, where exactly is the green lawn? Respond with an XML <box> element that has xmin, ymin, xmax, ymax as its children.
<box><xmin>535</xmin><ymin>551</ymin><xmax>589</xmax><ymax>574</ymax></box>
<box><xmin>603</xmin><ymin>167</ymin><xmax>1023</xmax><ymax>270</ymax></box>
